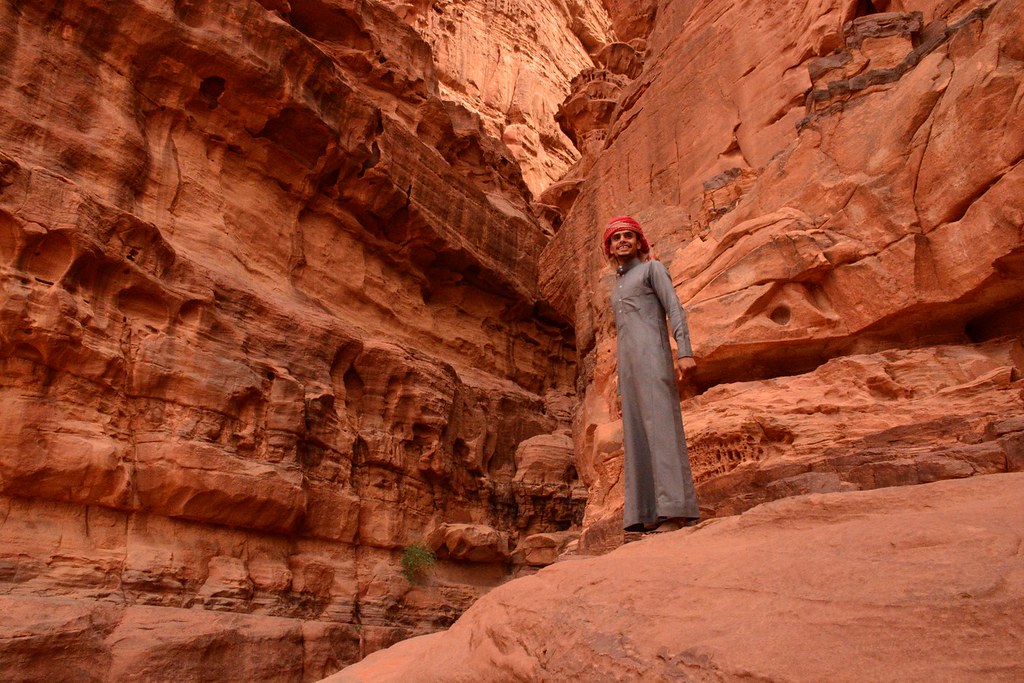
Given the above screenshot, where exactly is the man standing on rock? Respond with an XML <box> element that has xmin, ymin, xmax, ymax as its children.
<box><xmin>604</xmin><ymin>215</ymin><xmax>700</xmax><ymax>533</ymax></box>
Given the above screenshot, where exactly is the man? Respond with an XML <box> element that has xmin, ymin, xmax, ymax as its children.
<box><xmin>603</xmin><ymin>215</ymin><xmax>700</xmax><ymax>533</ymax></box>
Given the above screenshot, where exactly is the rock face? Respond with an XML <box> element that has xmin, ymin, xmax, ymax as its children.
<box><xmin>580</xmin><ymin>337</ymin><xmax>1024</xmax><ymax>550</ymax></box>
<box><xmin>2</xmin><ymin>0</ymin><xmax>1023</xmax><ymax>678</ymax></box>
<box><xmin>0</xmin><ymin>0</ymin><xmax>596</xmax><ymax>678</ymax></box>
<box><xmin>542</xmin><ymin>0</ymin><xmax>1024</xmax><ymax>550</ymax></box>
<box><xmin>374</xmin><ymin>0</ymin><xmax>614</xmax><ymax>196</ymax></box>
<box><xmin>331</xmin><ymin>472</ymin><xmax>1024</xmax><ymax>681</ymax></box>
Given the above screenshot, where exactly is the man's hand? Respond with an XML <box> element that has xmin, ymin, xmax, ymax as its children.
<box><xmin>675</xmin><ymin>356</ymin><xmax>696</xmax><ymax>376</ymax></box>
<box><xmin>674</xmin><ymin>356</ymin><xmax>696</xmax><ymax>395</ymax></box>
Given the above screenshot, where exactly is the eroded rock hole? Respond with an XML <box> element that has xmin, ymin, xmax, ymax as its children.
<box><xmin>769</xmin><ymin>305</ymin><xmax>792</xmax><ymax>326</ymax></box>
<box><xmin>965</xmin><ymin>303</ymin><xmax>1024</xmax><ymax>343</ymax></box>
<box><xmin>289</xmin><ymin>2</ymin><xmax>371</xmax><ymax>46</ymax></box>
<box><xmin>257</xmin><ymin>107</ymin><xmax>331</xmax><ymax>166</ymax></box>
<box><xmin>358</xmin><ymin>141</ymin><xmax>381</xmax><ymax>177</ymax></box>
<box><xmin>199</xmin><ymin>76</ymin><xmax>226</xmax><ymax>109</ymax></box>
<box><xmin>13</xmin><ymin>343</ymin><xmax>44</xmax><ymax>363</ymax></box>
<box><xmin>177</xmin><ymin>299</ymin><xmax>204</xmax><ymax>327</ymax></box>
<box><xmin>343</xmin><ymin>365</ymin><xmax>364</xmax><ymax>407</ymax></box>
<box><xmin>856</xmin><ymin>0</ymin><xmax>882</xmax><ymax>16</ymax></box>
<box><xmin>330</xmin><ymin>341</ymin><xmax>364</xmax><ymax>420</ymax></box>
<box><xmin>116</xmin><ymin>286</ymin><xmax>170</xmax><ymax>328</ymax></box>
<box><xmin>20</xmin><ymin>232</ymin><xmax>74</xmax><ymax>282</ymax></box>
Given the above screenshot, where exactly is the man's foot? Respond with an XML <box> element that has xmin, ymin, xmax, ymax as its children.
<box><xmin>648</xmin><ymin>519</ymin><xmax>683</xmax><ymax>533</ymax></box>
<box><xmin>644</xmin><ymin>517</ymin><xmax>700</xmax><ymax>533</ymax></box>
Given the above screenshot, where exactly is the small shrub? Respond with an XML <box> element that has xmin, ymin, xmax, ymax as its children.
<box><xmin>401</xmin><ymin>543</ymin><xmax>436</xmax><ymax>584</ymax></box>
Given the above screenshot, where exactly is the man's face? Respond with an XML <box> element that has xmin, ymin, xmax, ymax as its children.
<box><xmin>609</xmin><ymin>229</ymin><xmax>638</xmax><ymax>260</ymax></box>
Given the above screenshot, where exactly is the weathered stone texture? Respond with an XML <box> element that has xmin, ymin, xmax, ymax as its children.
<box><xmin>3</xmin><ymin>0</ymin><xmax>1023</xmax><ymax>677</ymax></box>
<box><xmin>0</xmin><ymin>0</ymin><xmax>587</xmax><ymax>677</ymax></box>
<box><xmin>333</xmin><ymin>473</ymin><xmax>1024</xmax><ymax>681</ymax></box>
<box><xmin>543</xmin><ymin>0</ymin><xmax>1024</xmax><ymax>551</ymax></box>
<box><xmin>375</xmin><ymin>0</ymin><xmax>615</xmax><ymax>196</ymax></box>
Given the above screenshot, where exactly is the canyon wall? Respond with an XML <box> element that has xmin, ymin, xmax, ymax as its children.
<box><xmin>546</xmin><ymin>0</ymin><xmax>1023</xmax><ymax>550</ymax></box>
<box><xmin>372</xmin><ymin>0</ymin><xmax>609</xmax><ymax>196</ymax></box>
<box><xmin>1</xmin><ymin>0</ymin><xmax>1022</xmax><ymax>678</ymax></box>
<box><xmin>0</xmin><ymin>0</ymin><xmax>599</xmax><ymax>678</ymax></box>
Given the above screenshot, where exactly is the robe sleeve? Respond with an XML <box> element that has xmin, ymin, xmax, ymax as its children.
<box><xmin>648</xmin><ymin>260</ymin><xmax>693</xmax><ymax>358</ymax></box>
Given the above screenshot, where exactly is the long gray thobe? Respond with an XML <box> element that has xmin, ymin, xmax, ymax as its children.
<box><xmin>611</xmin><ymin>257</ymin><xmax>700</xmax><ymax>531</ymax></box>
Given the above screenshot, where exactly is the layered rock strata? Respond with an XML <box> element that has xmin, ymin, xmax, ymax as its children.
<box><xmin>373</xmin><ymin>0</ymin><xmax>615</xmax><ymax>196</ymax></box>
<box><xmin>541</xmin><ymin>0</ymin><xmax>1024</xmax><ymax>549</ymax></box>
<box><xmin>579</xmin><ymin>339</ymin><xmax>1023</xmax><ymax>551</ymax></box>
<box><xmin>3</xmin><ymin>0</ymin><xmax>1023</xmax><ymax>676</ymax></box>
<box><xmin>0</xmin><ymin>0</ymin><xmax>592</xmax><ymax>677</ymax></box>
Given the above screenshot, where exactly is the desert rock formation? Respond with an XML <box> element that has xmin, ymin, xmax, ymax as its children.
<box><xmin>373</xmin><ymin>0</ymin><xmax>613</xmax><ymax>196</ymax></box>
<box><xmin>1</xmin><ymin>0</ymin><xmax>1022</xmax><ymax>679</ymax></box>
<box><xmin>545</xmin><ymin>0</ymin><xmax>1024</xmax><ymax>550</ymax></box>
<box><xmin>0</xmin><ymin>0</ymin><xmax>597</xmax><ymax>678</ymax></box>
<box><xmin>331</xmin><ymin>473</ymin><xmax>1024</xmax><ymax>681</ymax></box>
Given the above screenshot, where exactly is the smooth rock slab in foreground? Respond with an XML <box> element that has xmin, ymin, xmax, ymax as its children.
<box><xmin>331</xmin><ymin>473</ymin><xmax>1024</xmax><ymax>682</ymax></box>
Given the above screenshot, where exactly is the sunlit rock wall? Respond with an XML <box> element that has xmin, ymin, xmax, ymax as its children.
<box><xmin>373</xmin><ymin>0</ymin><xmax>614</xmax><ymax>196</ymax></box>
<box><xmin>545</xmin><ymin>0</ymin><xmax>1024</xmax><ymax>550</ymax></box>
<box><xmin>0</xmin><ymin>0</ymin><xmax>587</xmax><ymax>678</ymax></box>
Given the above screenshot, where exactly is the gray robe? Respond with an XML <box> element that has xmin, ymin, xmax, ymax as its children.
<box><xmin>611</xmin><ymin>257</ymin><xmax>700</xmax><ymax>531</ymax></box>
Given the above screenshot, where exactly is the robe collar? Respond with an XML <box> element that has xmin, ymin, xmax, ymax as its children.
<box><xmin>616</xmin><ymin>257</ymin><xmax>642</xmax><ymax>277</ymax></box>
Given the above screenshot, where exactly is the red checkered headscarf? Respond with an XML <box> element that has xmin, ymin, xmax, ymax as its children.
<box><xmin>602</xmin><ymin>215</ymin><xmax>651</xmax><ymax>259</ymax></box>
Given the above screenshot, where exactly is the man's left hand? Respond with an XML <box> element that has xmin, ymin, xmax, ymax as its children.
<box><xmin>675</xmin><ymin>356</ymin><xmax>696</xmax><ymax>395</ymax></box>
<box><xmin>675</xmin><ymin>356</ymin><xmax>696</xmax><ymax>376</ymax></box>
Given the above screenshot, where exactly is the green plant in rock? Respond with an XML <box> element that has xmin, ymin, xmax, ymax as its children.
<box><xmin>401</xmin><ymin>542</ymin><xmax>436</xmax><ymax>584</ymax></box>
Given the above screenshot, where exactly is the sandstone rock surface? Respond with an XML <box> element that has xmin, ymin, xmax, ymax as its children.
<box><xmin>0</xmin><ymin>0</ymin><xmax>588</xmax><ymax>675</ymax></box>
<box><xmin>580</xmin><ymin>337</ymin><xmax>1023</xmax><ymax>550</ymax></box>
<box><xmin>331</xmin><ymin>472</ymin><xmax>1024</xmax><ymax>682</ymax></box>
<box><xmin>376</xmin><ymin>0</ymin><xmax>615</xmax><ymax>195</ymax></box>
<box><xmin>3</xmin><ymin>0</ymin><xmax>1023</xmax><ymax>677</ymax></box>
<box><xmin>543</xmin><ymin>0</ymin><xmax>1024</xmax><ymax>550</ymax></box>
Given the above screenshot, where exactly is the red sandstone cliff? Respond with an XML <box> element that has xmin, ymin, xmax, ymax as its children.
<box><xmin>338</xmin><ymin>0</ymin><xmax>1023</xmax><ymax>677</ymax></box>
<box><xmin>1</xmin><ymin>0</ymin><xmax>1022</xmax><ymax>680</ymax></box>
<box><xmin>0</xmin><ymin>0</ymin><xmax>593</xmax><ymax>678</ymax></box>
<box><xmin>546</xmin><ymin>0</ymin><xmax>1024</xmax><ymax>551</ymax></box>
